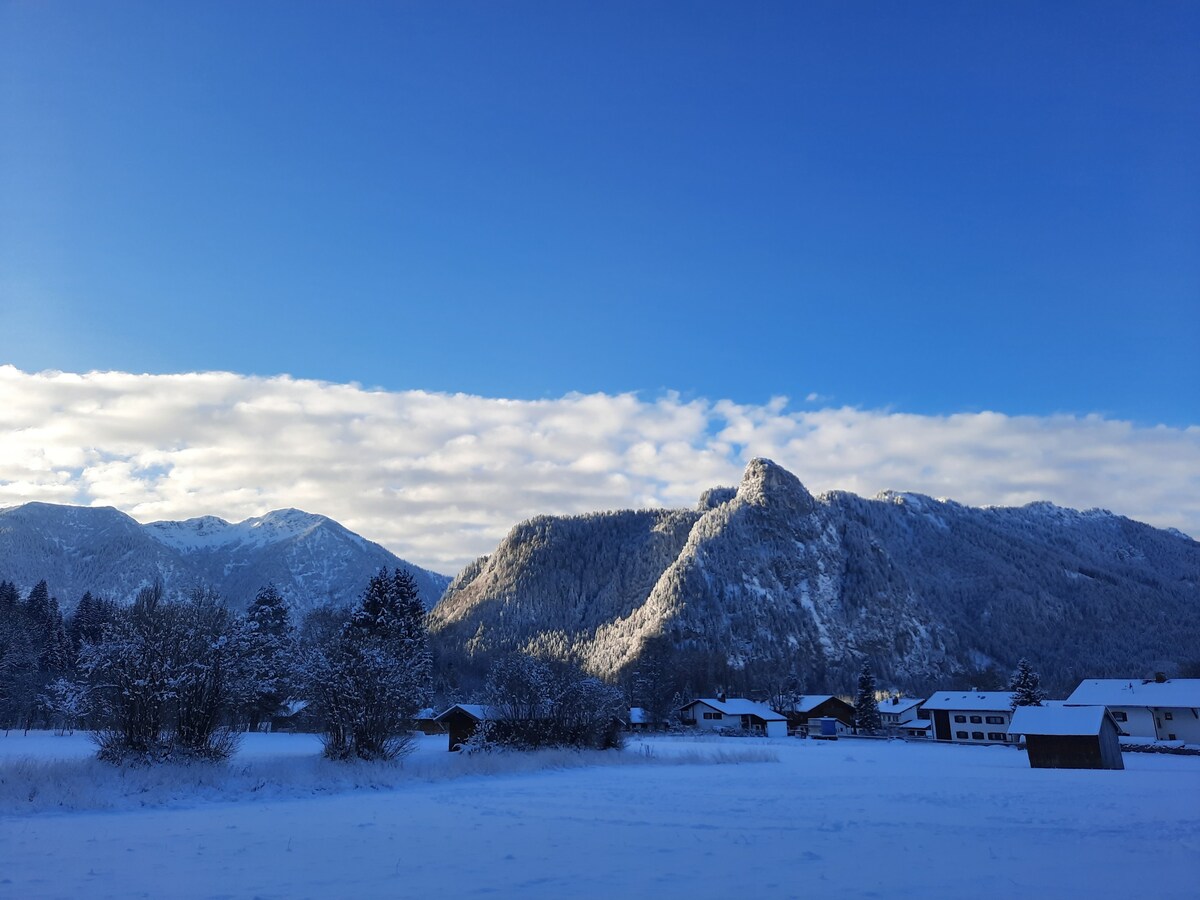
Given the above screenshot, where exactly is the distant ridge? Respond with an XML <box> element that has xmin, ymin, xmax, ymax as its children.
<box><xmin>0</xmin><ymin>502</ymin><xmax>450</xmax><ymax>613</ymax></box>
<box><xmin>430</xmin><ymin>459</ymin><xmax>1199</xmax><ymax>692</ymax></box>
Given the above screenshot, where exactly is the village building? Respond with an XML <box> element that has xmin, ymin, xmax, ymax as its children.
<box><xmin>413</xmin><ymin>707</ymin><xmax>446</xmax><ymax>735</ymax></box>
<box><xmin>432</xmin><ymin>703</ymin><xmax>500</xmax><ymax>751</ymax></box>
<box><xmin>922</xmin><ymin>692</ymin><xmax>1018</xmax><ymax>744</ymax></box>
<box><xmin>1008</xmin><ymin>705</ymin><xmax>1124</xmax><ymax>770</ymax></box>
<box><xmin>1064</xmin><ymin>678</ymin><xmax>1200</xmax><ymax>745</ymax></box>
<box><xmin>777</xmin><ymin>695</ymin><xmax>856</xmax><ymax>734</ymax></box>
<box><xmin>877</xmin><ymin>696</ymin><xmax>925</xmax><ymax>732</ymax></box>
<box><xmin>626</xmin><ymin>707</ymin><xmax>659</xmax><ymax>732</ymax></box>
<box><xmin>678</xmin><ymin>697</ymin><xmax>788</xmax><ymax>737</ymax></box>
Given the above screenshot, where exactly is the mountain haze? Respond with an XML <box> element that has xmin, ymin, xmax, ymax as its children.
<box><xmin>430</xmin><ymin>459</ymin><xmax>1199</xmax><ymax>692</ymax></box>
<box><xmin>0</xmin><ymin>503</ymin><xmax>450</xmax><ymax>613</ymax></box>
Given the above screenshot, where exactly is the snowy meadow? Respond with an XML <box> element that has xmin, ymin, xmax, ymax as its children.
<box><xmin>3</xmin><ymin>731</ymin><xmax>1197</xmax><ymax>899</ymax></box>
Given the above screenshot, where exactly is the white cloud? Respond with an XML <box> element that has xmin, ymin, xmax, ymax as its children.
<box><xmin>1</xmin><ymin>366</ymin><xmax>1196</xmax><ymax>574</ymax></box>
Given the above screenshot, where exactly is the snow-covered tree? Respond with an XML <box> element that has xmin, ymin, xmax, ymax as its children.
<box><xmin>81</xmin><ymin>582</ymin><xmax>244</xmax><ymax>763</ymax></box>
<box><xmin>242</xmin><ymin>583</ymin><xmax>295</xmax><ymax>731</ymax></box>
<box><xmin>854</xmin><ymin>662</ymin><xmax>881</xmax><ymax>734</ymax></box>
<box><xmin>479</xmin><ymin>653</ymin><xmax>624</xmax><ymax>750</ymax></box>
<box><xmin>303</xmin><ymin>568</ymin><xmax>432</xmax><ymax>760</ymax></box>
<box><xmin>80</xmin><ymin>582</ymin><xmax>176</xmax><ymax>762</ymax></box>
<box><xmin>1007</xmin><ymin>658</ymin><xmax>1047</xmax><ymax>709</ymax></box>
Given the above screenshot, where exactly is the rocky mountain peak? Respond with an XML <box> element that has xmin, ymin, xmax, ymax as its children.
<box><xmin>736</xmin><ymin>457</ymin><xmax>815</xmax><ymax>513</ymax></box>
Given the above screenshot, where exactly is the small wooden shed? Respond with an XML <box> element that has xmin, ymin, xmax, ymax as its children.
<box><xmin>1008</xmin><ymin>705</ymin><xmax>1124</xmax><ymax>770</ymax></box>
<box><xmin>432</xmin><ymin>704</ymin><xmax>499</xmax><ymax>751</ymax></box>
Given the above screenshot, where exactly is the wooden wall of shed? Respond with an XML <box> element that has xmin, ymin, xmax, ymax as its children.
<box><xmin>1025</xmin><ymin>732</ymin><xmax>1123</xmax><ymax>770</ymax></box>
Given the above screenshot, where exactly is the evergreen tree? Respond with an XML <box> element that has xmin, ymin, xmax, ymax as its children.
<box><xmin>1007</xmin><ymin>658</ymin><xmax>1047</xmax><ymax>709</ymax></box>
<box><xmin>854</xmin><ymin>662</ymin><xmax>881</xmax><ymax>734</ymax></box>
<box><xmin>243</xmin><ymin>583</ymin><xmax>295</xmax><ymax>730</ymax></box>
<box><xmin>303</xmin><ymin>568</ymin><xmax>432</xmax><ymax>760</ymax></box>
<box><xmin>0</xmin><ymin>580</ymin><xmax>19</xmax><ymax>609</ymax></box>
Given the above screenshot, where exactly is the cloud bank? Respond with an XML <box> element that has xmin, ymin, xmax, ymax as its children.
<box><xmin>2</xmin><ymin>366</ymin><xmax>1196</xmax><ymax>574</ymax></box>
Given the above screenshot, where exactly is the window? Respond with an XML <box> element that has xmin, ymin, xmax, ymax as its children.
<box><xmin>971</xmin><ymin>732</ymin><xmax>984</xmax><ymax>740</ymax></box>
<box><xmin>702</xmin><ymin>712</ymin><xmax>722</xmax><ymax>720</ymax></box>
<box><xmin>988</xmin><ymin>732</ymin><xmax>1006</xmax><ymax>741</ymax></box>
<box><xmin>1168</xmin><ymin>733</ymin><xmax>1177</xmax><ymax>741</ymax></box>
<box><xmin>1112</xmin><ymin>711</ymin><xmax>1127</xmax><ymax>722</ymax></box>
<box><xmin>954</xmin><ymin>715</ymin><xmax>966</xmax><ymax>723</ymax></box>
<box><xmin>955</xmin><ymin>731</ymin><xmax>968</xmax><ymax>739</ymax></box>
<box><xmin>1164</xmin><ymin>712</ymin><xmax>1173</xmax><ymax>720</ymax></box>
<box><xmin>985</xmin><ymin>716</ymin><xmax>1005</xmax><ymax>725</ymax></box>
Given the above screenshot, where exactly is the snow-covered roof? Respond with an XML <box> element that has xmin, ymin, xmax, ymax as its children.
<box><xmin>1065</xmin><ymin>679</ymin><xmax>1200</xmax><ymax>709</ymax></box>
<box><xmin>878</xmin><ymin>697</ymin><xmax>924</xmax><ymax>714</ymax></box>
<box><xmin>433</xmin><ymin>703</ymin><xmax>500</xmax><ymax>722</ymax></box>
<box><xmin>788</xmin><ymin>695</ymin><xmax>837</xmax><ymax>713</ymax></box>
<box><xmin>629</xmin><ymin>707</ymin><xmax>650</xmax><ymax>724</ymax></box>
<box><xmin>1009</xmin><ymin>705</ymin><xmax>1113</xmax><ymax>736</ymax></box>
<box><xmin>922</xmin><ymin>691</ymin><xmax>1017</xmax><ymax>712</ymax></box>
<box><xmin>683</xmin><ymin>698</ymin><xmax>786</xmax><ymax>721</ymax></box>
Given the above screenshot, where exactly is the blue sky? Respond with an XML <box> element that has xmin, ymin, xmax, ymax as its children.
<box><xmin>2</xmin><ymin>2</ymin><xmax>1196</xmax><ymax>424</ymax></box>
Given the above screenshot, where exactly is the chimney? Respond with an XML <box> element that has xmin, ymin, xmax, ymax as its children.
<box><xmin>1155</xmin><ymin>672</ymin><xmax>1167</xmax><ymax>684</ymax></box>
<box><xmin>891</xmin><ymin>696</ymin><xmax>899</xmax><ymax>705</ymax></box>
<box><xmin>717</xmin><ymin>691</ymin><xmax>727</xmax><ymax>703</ymax></box>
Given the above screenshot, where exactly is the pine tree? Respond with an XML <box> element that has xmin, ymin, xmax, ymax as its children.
<box><xmin>1007</xmin><ymin>658</ymin><xmax>1046</xmax><ymax>709</ymax></box>
<box><xmin>0</xmin><ymin>580</ymin><xmax>19</xmax><ymax>609</ymax></box>
<box><xmin>303</xmin><ymin>568</ymin><xmax>432</xmax><ymax>760</ymax></box>
<box><xmin>243</xmin><ymin>583</ymin><xmax>295</xmax><ymax>730</ymax></box>
<box><xmin>854</xmin><ymin>662</ymin><xmax>881</xmax><ymax>734</ymax></box>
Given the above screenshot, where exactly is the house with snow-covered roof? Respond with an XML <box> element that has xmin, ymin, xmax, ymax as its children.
<box><xmin>1008</xmin><ymin>705</ymin><xmax>1124</xmax><ymax>770</ymax></box>
<box><xmin>776</xmin><ymin>695</ymin><xmax>856</xmax><ymax>734</ymax></box>
<box><xmin>922</xmin><ymin>692</ymin><xmax>1017</xmax><ymax>744</ymax></box>
<box><xmin>1064</xmin><ymin>678</ymin><xmax>1200</xmax><ymax>745</ymax></box>
<box><xmin>679</xmin><ymin>697</ymin><xmax>787</xmax><ymax>737</ymax></box>
<box><xmin>877</xmin><ymin>696</ymin><xmax>925</xmax><ymax>731</ymax></box>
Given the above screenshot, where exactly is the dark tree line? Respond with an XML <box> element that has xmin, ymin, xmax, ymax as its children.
<box><xmin>0</xmin><ymin>569</ymin><xmax>433</xmax><ymax>764</ymax></box>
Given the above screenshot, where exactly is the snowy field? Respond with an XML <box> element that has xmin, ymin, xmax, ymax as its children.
<box><xmin>3</xmin><ymin>731</ymin><xmax>1198</xmax><ymax>899</ymax></box>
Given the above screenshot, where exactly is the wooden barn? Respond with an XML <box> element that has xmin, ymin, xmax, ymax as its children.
<box><xmin>432</xmin><ymin>704</ymin><xmax>499</xmax><ymax>751</ymax></box>
<box><xmin>1008</xmin><ymin>705</ymin><xmax>1124</xmax><ymax>770</ymax></box>
<box><xmin>777</xmin><ymin>695</ymin><xmax>856</xmax><ymax>735</ymax></box>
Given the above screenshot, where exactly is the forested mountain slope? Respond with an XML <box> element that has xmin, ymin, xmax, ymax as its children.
<box><xmin>430</xmin><ymin>459</ymin><xmax>1199</xmax><ymax>693</ymax></box>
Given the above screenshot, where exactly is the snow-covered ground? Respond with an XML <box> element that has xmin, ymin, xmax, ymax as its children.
<box><xmin>3</xmin><ymin>731</ymin><xmax>1197</xmax><ymax>898</ymax></box>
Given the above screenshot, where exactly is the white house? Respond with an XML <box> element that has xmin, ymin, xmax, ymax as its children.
<box><xmin>877</xmin><ymin>696</ymin><xmax>925</xmax><ymax>730</ymax></box>
<box><xmin>1064</xmin><ymin>678</ymin><xmax>1200</xmax><ymax>745</ymax></box>
<box><xmin>678</xmin><ymin>697</ymin><xmax>788</xmax><ymax>738</ymax></box>
<box><xmin>922</xmin><ymin>692</ymin><xmax>1018</xmax><ymax>744</ymax></box>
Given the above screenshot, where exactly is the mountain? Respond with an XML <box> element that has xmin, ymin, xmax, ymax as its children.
<box><xmin>429</xmin><ymin>459</ymin><xmax>1199</xmax><ymax>693</ymax></box>
<box><xmin>0</xmin><ymin>502</ymin><xmax>450</xmax><ymax>614</ymax></box>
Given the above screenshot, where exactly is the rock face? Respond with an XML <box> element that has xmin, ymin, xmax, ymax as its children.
<box><xmin>0</xmin><ymin>503</ymin><xmax>450</xmax><ymax>614</ymax></box>
<box><xmin>430</xmin><ymin>459</ymin><xmax>1200</xmax><ymax>692</ymax></box>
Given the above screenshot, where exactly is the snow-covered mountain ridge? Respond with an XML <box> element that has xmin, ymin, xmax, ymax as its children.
<box><xmin>429</xmin><ymin>459</ymin><xmax>1199</xmax><ymax>692</ymax></box>
<box><xmin>0</xmin><ymin>502</ymin><xmax>449</xmax><ymax>613</ymax></box>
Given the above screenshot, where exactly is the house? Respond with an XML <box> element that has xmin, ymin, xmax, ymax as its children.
<box><xmin>678</xmin><ymin>697</ymin><xmax>788</xmax><ymax>737</ymax></box>
<box><xmin>413</xmin><ymin>708</ymin><xmax>446</xmax><ymax>735</ymax></box>
<box><xmin>877</xmin><ymin>696</ymin><xmax>925</xmax><ymax>731</ymax></box>
<box><xmin>1064</xmin><ymin>678</ymin><xmax>1200</xmax><ymax>745</ymax></box>
<box><xmin>899</xmin><ymin>718</ymin><xmax>935</xmax><ymax>740</ymax></box>
<box><xmin>922</xmin><ymin>692</ymin><xmax>1018</xmax><ymax>744</ymax></box>
<box><xmin>626</xmin><ymin>707</ymin><xmax>660</xmax><ymax>732</ymax></box>
<box><xmin>777</xmin><ymin>695</ymin><xmax>856</xmax><ymax>734</ymax></box>
<box><xmin>432</xmin><ymin>703</ymin><xmax>500</xmax><ymax>751</ymax></box>
<box><xmin>1008</xmin><ymin>705</ymin><xmax>1124</xmax><ymax>770</ymax></box>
